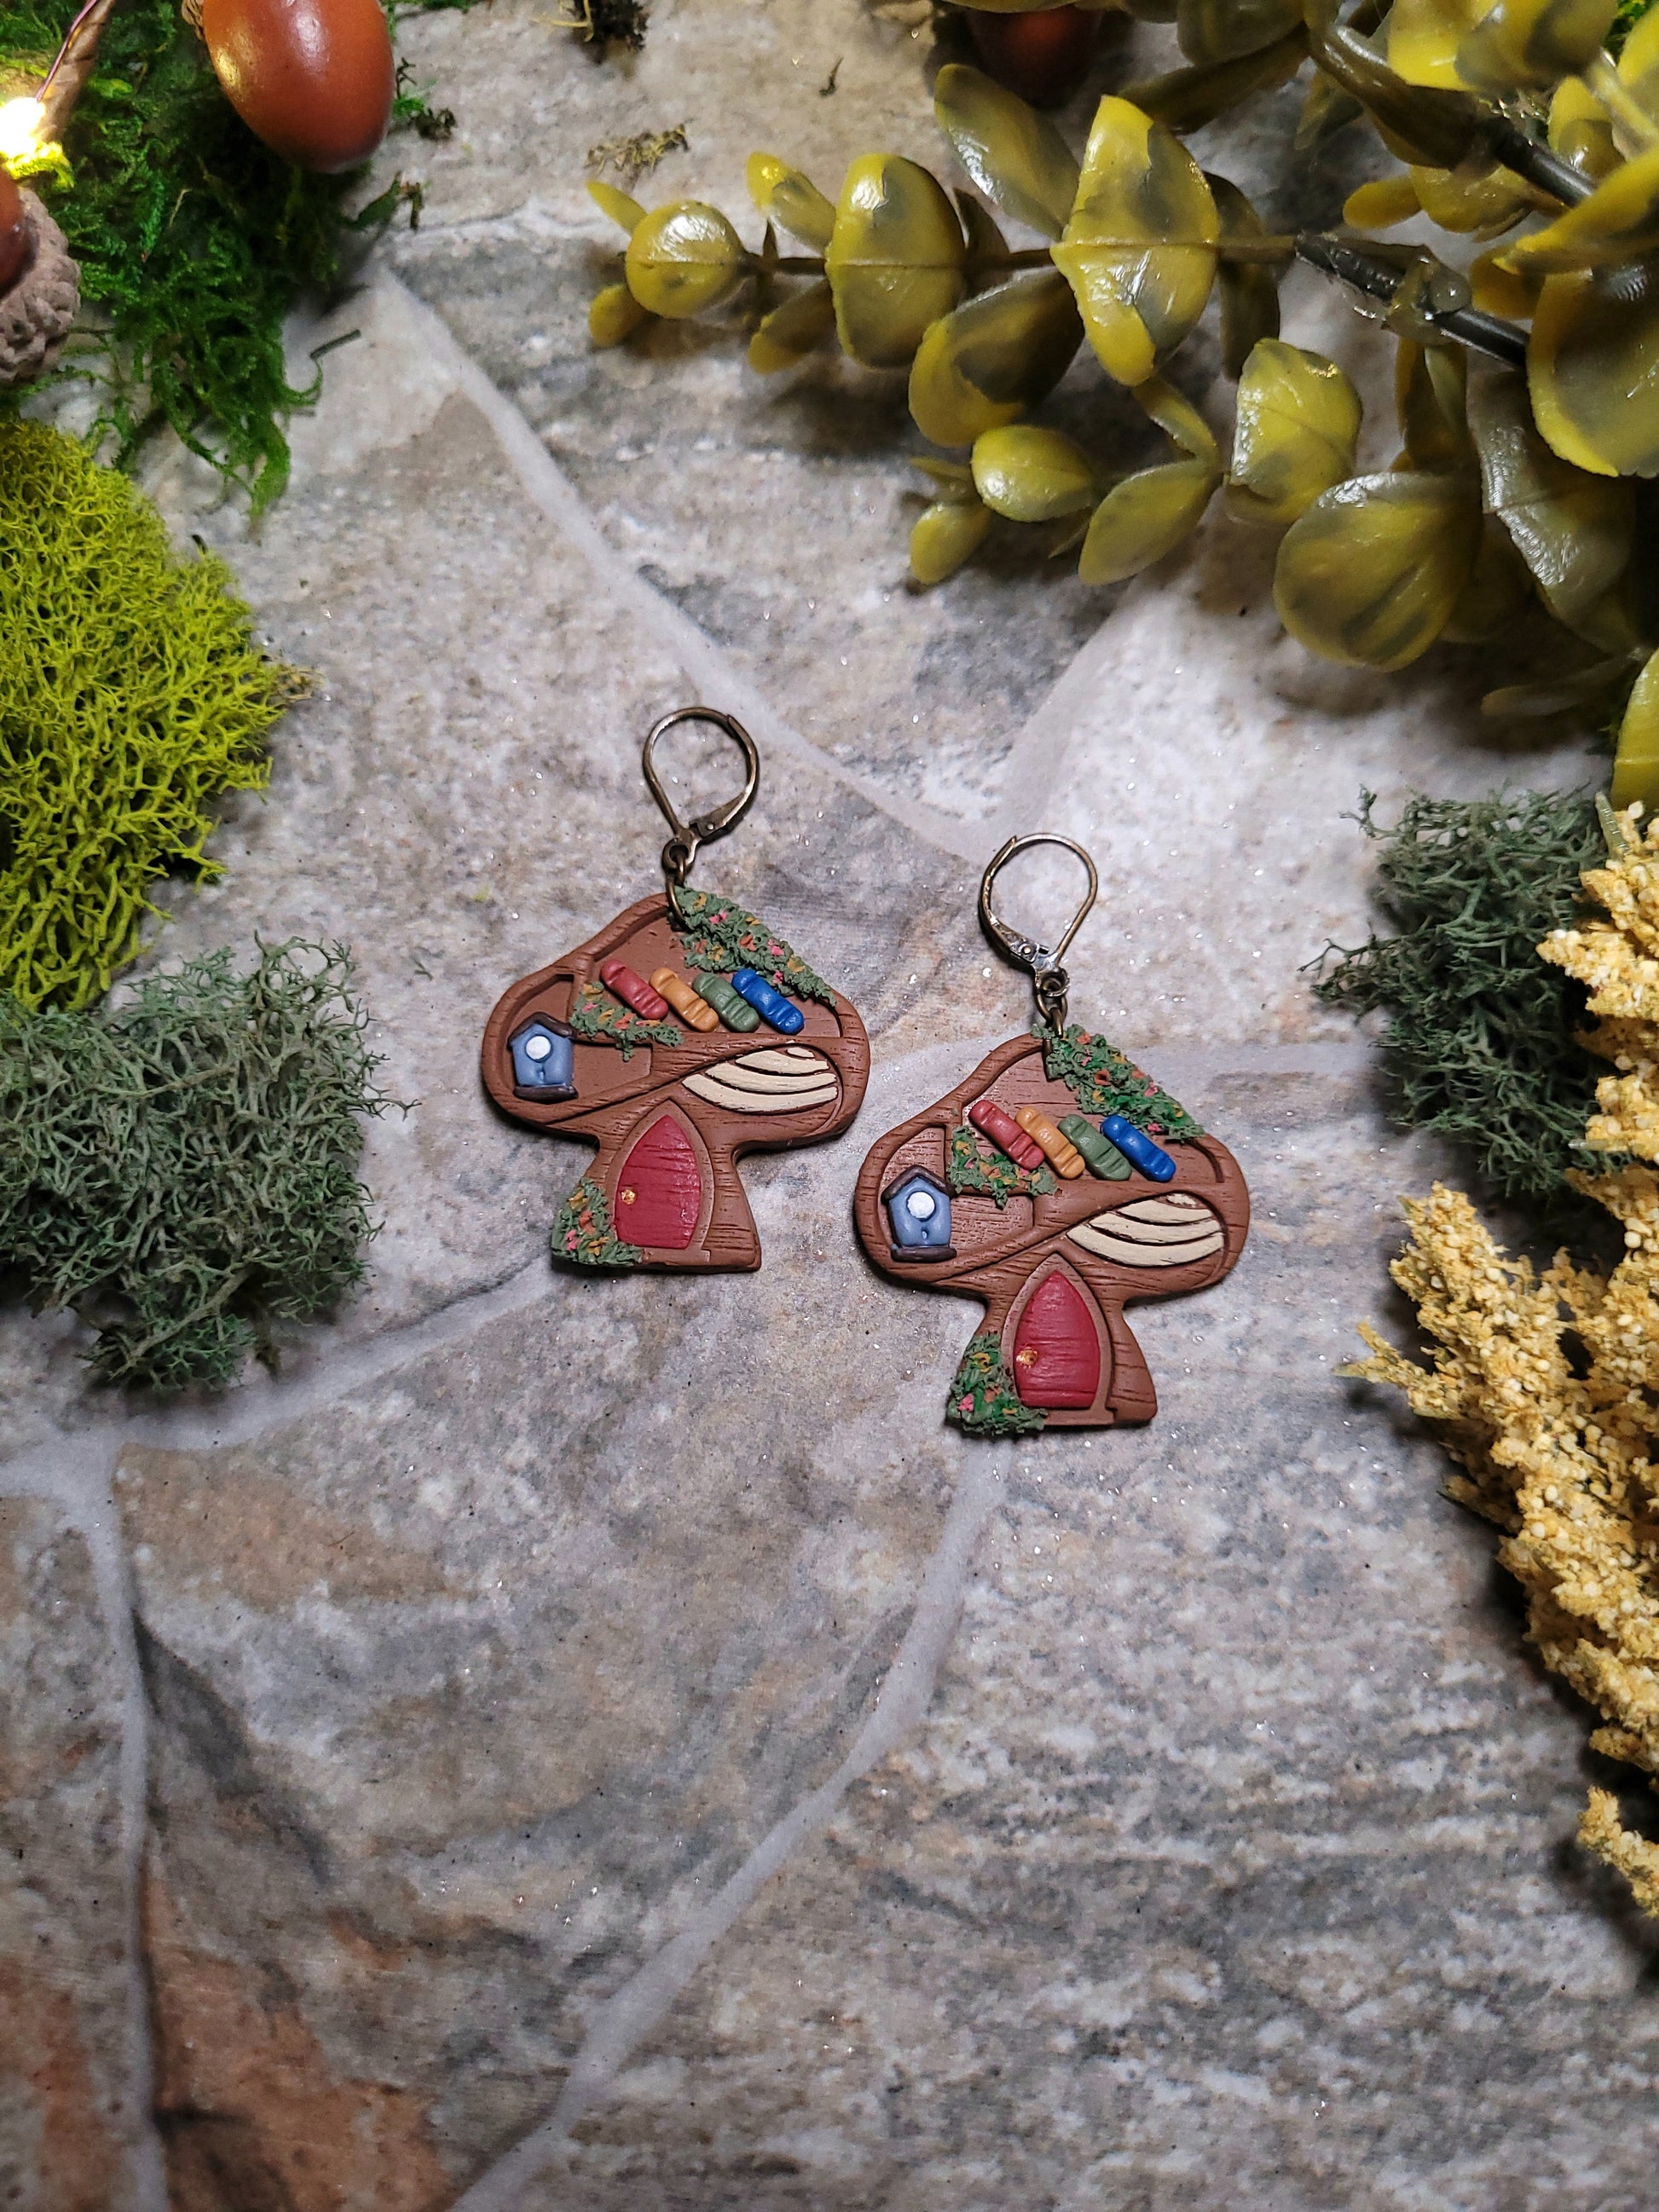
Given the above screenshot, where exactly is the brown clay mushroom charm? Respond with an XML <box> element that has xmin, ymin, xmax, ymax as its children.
<box><xmin>483</xmin><ymin>890</ymin><xmax>870</xmax><ymax>1273</ymax></box>
<box><xmin>854</xmin><ymin>1029</ymin><xmax>1249</xmax><ymax>1437</ymax></box>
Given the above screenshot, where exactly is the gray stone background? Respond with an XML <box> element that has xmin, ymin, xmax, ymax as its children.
<box><xmin>3</xmin><ymin>3</ymin><xmax>1653</xmax><ymax>2207</ymax></box>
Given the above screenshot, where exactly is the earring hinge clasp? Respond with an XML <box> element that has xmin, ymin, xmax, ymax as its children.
<box><xmin>641</xmin><ymin>706</ymin><xmax>761</xmax><ymax>895</ymax></box>
<box><xmin>978</xmin><ymin>832</ymin><xmax>1099</xmax><ymax>1036</ymax></box>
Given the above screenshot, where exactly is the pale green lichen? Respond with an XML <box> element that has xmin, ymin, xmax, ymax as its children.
<box><xmin>0</xmin><ymin>943</ymin><xmax>386</xmax><ymax>1391</ymax></box>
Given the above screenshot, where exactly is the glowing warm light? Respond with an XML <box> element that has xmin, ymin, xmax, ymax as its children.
<box><xmin>0</xmin><ymin>96</ymin><xmax>46</xmax><ymax>165</ymax></box>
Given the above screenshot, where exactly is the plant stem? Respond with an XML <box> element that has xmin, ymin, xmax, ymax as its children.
<box><xmin>1478</xmin><ymin>108</ymin><xmax>1593</xmax><ymax>206</ymax></box>
<box><xmin>38</xmin><ymin>0</ymin><xmax>123</xmax><ymax>142</ymax></box>
<box><xmin>1294</xmin><ymin>231</ymin><xmax>1529</xmax><ymax>366</ymax></box>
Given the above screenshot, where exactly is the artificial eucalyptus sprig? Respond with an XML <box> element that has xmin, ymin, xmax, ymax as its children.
<box><xmin>588</xmin><ymin>0</ymin><xmax>1659</xmax><ymax>803</ymax></box>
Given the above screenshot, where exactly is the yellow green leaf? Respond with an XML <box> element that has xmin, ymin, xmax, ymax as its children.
<box><xmin>1465</xmin><ymin>364</ymin><xmax>1635</xmax><ymax>623</ymax></box>
<box><xmin>1312</xmin><ymin>2</ymin><xmax>1483</xmax><ymax>165</ymax></box>
<box><xmin>1176</xmin><ymin>0</ymin><xmax>1302</xmax><ymax>65</ymax></box>
<box><xmin>911</xmin><ymin>499</ymin><xmax>992</xmax><ymax>585</ymax></box>
<box><xmin>1395</xmin><ymin>339</ymin><xmax>1471</xmax><ymax>470</ymax></box>
<box><xmin>749</xmin><ymin>280</ymin><xmax>837</xmax><ymax>373</ymax></box>
<box><xmin>1613</xmin><ymin>650</ymin><xmax>1659</xmax><ymax>809</ymax></box>
<box><xmin>1209</xmin><ymin>172</ymin><xmax>1280</xmax><ymax>378</ymax></box>
<box><xmin>1227</xmin><ymin>338</ymin><xmax>1362</xmax><ymax>525</ymax></box>
<box><xmin>1124</xmin><ymin>29</ymin><xmax>1307</xmax><ymax>132</ymax></box>
<box><xmin>933</xmin><ymin>65</ymin><xmax>1080</xmax><ymax>240</ymax></box>
<box><xmin>1408</xmin><ymin>160</ymin><xmax>1534</xmax><ymax>234</ymax></box>
<box><xmin>972</xmin><ymin>425</ymin><xmax>1097</xmax><ymax>519</ymax></box>
<box><xmin>1136</xmin><ymin>373</ymin><xmax>1220</xmax><ymax>465</ymax></box>
<box><xmin>956</xmin><ymin>190</ymin><xmax>1011</xmax><ymax>275</ymax></box>
<box><xmin>1503</xmin><ymin>143</ymin><xmax>1659</xmax><ymax>271</ymax></box>
<box><xmin>1529</xmin><ymin>269</ymin><xmax>1659</xmax><ymax>476</ymax></box>
<box><xmin>825</xmin><ymin>154</ymin><xmax>967</xmax><ymax>369</ymax></box>
<box><xmin>746</xmin><ymin>153</ymin><xmax>835</xmax><ymax>251</ymax></box>
<box><xmin>1388</xmin><ymin>0</ymin><xmax>1484</xmax><ymax>88</ymax></box>
<box><xmin>1469</xmin><ymin>245</ymin><xmax>1543</xmax><ymax>317</ymax></box>
<box><xmin>1078</xmin><ymin>459</ymin><xmax>1216</xmax><ymax>583</ymax></box>
<box><xmin>912</xmin><ymin>456</ymin><xmax>978</xmax><ymax>500</ymax></box>
<box><xmin>625</xmin><ymin>202</ymin><xmax>750</xmax><ymax>320</ymax></box>
<box><xmin>1454</xmin><ymin>0</ymin><xmax>1615</xmax><ymax>91</ymax></box>
<box><xmin>589</xmin><ymin>282</ymin><xmax>650</xmax><ymax>347</ymax></box>
<box><xmin>1344</xmin><ymin>173</ymin><xmax>1422</xmax><ymax>226</ymax></box>
<box><xmin>1274</xmin><ymin>471</ymin><xmax>1483</xmax><ymax>668</ymax></box>
<box><xmin>908</xmin><ymin>270</ymin><xmax>1084</xmax><ymax>447</ymax></box>
<box><xmin>589</xmin><ymin>179</ymin><xmax>647</xmax><ymax>234</ymax></box>
<box><xmin>1439</xmin><ymin>517</ymin><xmax>1533</xmax><ymax>638</ymax></box>
<box><xmin>1051</xmin><ymin>96</ymin><xmax>1218</xmax><ymax>386</ymax></box>
<box><xmin>1621</xmin><ymin>0</ymin><xmax>1659</xmax><ymax>114</ymax></box>
<box><xmin>1548</xmin><ymin>76</ymin><xmax>1620</xmax><ymax>180</ymax></box>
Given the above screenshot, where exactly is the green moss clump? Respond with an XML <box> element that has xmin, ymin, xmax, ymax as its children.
<box><xmin>946</xmin><ymin>1121</ymin><xmax>1055</xmax><ymax>1207</ymax></box>
<box><xmin>567</xmin><ymin>979</ymin><xmax>681</xmax><ymax>1059</ymax></box>
<box><xmin>0</xmin><ymin>423</ymin><xmax>297</xmax><ymax>1011</ymax></box>
<box><xmin>1315</xmin><ymin>788</ymin><xmax>1606</xmax><ymax>1207</ymax></box>
<box><xmin>672</xmin><ymin>887</ymin><xmax>835</xmax><ymax>1005</ymax></box>
<box><xmin>551</xmin><ymin>1175</ymin><xmax>641</xmax><ymax>1268</ymax></box>
<box><xmin>1043</xmin><ymin>1025</ymin><xmax>1202</xmax><ymax>1139</ymax></box>
<box><xmin>946</xmin><ymin>1329</ymin><xmax>1045</xmax><ymax>1439</ymax></box>
<box><xmin>0</xmin><ymin>943</ymin><xmax>387</xmax><ymax>1391</ymax></box>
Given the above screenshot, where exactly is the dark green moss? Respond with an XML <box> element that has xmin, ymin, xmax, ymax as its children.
<box><xmin>1315</xmin><ymin>788</ymin><xmax>1606</xmax><ymax>1208</ymax></box>
<box><xmin>0</xmin><ymin>0</ymin><xmax>464</xmax><ymax>507</ymax></box>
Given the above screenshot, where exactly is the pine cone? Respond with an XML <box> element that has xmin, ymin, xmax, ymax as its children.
<box><xmin>0</xmin><ymin>192</ymin><xmax>79</xmax><ymax>390</ymax></box>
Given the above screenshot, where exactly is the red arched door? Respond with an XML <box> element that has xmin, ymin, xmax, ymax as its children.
<box><xmin>616</xmin><ymin>1117</ymin><xmax>701</xmax><ymax>1250</ymax></box>
<box><xmin>1011</xmin><ymin>1272</ymin><xmax>1101</xmax><ymax>1409</ymax></box>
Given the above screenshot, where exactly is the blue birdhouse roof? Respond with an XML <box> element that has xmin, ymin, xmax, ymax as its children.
<box><xmin>882</xmin><ymin>1164</ymin><xmax>951</xmax><ymax>1207</ymax></box>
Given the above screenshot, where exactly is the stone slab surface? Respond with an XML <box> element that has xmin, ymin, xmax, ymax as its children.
<box><xmin>3</xmin><ymin>4</ymin><xmax>1650</xmax><ymax>2208</ymax></box>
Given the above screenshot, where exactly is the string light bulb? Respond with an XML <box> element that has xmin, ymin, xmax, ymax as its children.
<box><xmin>0</xmin><ymin>96</ymin><xmax>46</xmax><ymax>166</ymax></box>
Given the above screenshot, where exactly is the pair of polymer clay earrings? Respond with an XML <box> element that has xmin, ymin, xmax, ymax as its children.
<box><xmin>482</xmin><ymin>707</ymin><xmax>1249</xmax><ymax>1440</ymax></box>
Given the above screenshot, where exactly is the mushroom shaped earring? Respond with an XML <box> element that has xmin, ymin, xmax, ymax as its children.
<box><xmin>483</xmin><ymin>707</ymin><xmax>870</xmax><ymax>1273</ymax></box>
<box><xmin>852</xmin><ymin>835</ymin><xmax>1250</xmax><ymax>1437</ymax></box>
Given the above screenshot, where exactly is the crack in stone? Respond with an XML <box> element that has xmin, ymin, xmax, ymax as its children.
<box><xmin>385</xmin><ymin>278</ymin><xmax>994</xmax><ymax>869</ymax></box>
<box><xmin>448</xmin><ymin>1446</ymin><xmax>1012</xmax><ymax>2211</ymax></box>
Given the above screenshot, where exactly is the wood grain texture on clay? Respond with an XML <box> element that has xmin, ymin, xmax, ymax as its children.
<box><xmin>483</xmin><ymin>896</ymin><xmax>870</xmax><ymax>1272</ymax></box>
<box><xmin>853</xmin><ymin>1035</ymin><xmax>1250</xmax><ymax>1430</ymax></box>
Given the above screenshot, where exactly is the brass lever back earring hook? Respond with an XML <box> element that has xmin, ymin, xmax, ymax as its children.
<box><xmin>641</xmin><ymin>706</ymin><xmax>761</xmax><ymax>916</ymax></box>
<box><xmin>978</xmin><ymin>832</ymin><xmax>1099</xmax><ymax>1036</ymax></box>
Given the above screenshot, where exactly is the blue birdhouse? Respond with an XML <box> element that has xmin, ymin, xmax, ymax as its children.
<box><xmin>509</xmin><ymin>1015</ymin><xmax>575</xmax><ymax>1101</ymax></box>
<box><xmin>882</xmin><ymin>1167</ymin><xmax>955</xmax><ymax>1262</ymax></box>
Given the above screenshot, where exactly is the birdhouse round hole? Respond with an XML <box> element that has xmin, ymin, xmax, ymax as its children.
<box><xmin>883</xmin><ymin>1168</ymin><xmax>955</xmax><ymax>1262</ymax></box>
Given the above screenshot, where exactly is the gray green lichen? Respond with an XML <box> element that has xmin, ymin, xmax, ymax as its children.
<box><xmin>0</xmin><ymin>943</ymin><xmax>386</xmax><ymax>1391</ymax></box>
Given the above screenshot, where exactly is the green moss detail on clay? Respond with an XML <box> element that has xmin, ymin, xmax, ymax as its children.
<box><xmin>946</xmin><ymin>1120</ymin><xmax>1055</xmax><ymax>1207</ymax></box>
<box><xmin>1315</xmin><ymin>788</ymin><xmax>1604</xmax><ymax>1208</ymax></box>
<box><xmin>0</xmin><ymin>424</ymin><xmax>299</xmax><ymax>1012</ymax></box>
<box><xmin>568</xmin><ymin>979</ymin><xmax>682</xmax><ymax>1058</ymax></box>
<box><xmin>552</xmin><ymin>1175</ymin><xmax>643</xmax><ymax>1268</ymax></box>
<box><xmin>0</xmin><ymin>943</ymin><xmax>387</xmax><ymax>1392</ymax></box>
<box><xmin>1043</xmin><ymin>1025</ymin><xmax>1203</xmax><ymax>1140</ymax></box>
<box><xmin>947</xmin><ymin>1329</ymin><xmax>1046</xmax><ymax>1440</ymax></box>
<box><xmin>671</xmin><ymin>886</ymin><xmax>834</xmax><ymax>1005</ymax></box>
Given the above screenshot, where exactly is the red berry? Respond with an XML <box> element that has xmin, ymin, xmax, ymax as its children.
<box><xmin>965</xmin><ymin>4</ymin><xmax>1100</xmax><ymax>107</ymax></box>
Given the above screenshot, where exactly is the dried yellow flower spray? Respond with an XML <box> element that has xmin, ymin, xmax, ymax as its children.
<box><xmin>1351</xmin><ymin>800</ymin><xmax>1659</xmax><ymax>1911</ymax></box>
